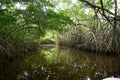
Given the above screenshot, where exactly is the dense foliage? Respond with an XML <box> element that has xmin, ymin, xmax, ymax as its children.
<box><xmin>0</xmin><ymin>0</ymin><xmax>72</xmax><ymax>40</ymax></box>
<box><xmin>57</xmin><ymin>0</ymin><xmax>120</xmax><ymax>54</ymax></box>
<box><xmin>0</xmin><ymin>0</ymin><xmax>72</xmax><ymax>55</ymax></box>
<box><xmin>0</xmin><ymin>0</ymin><xmax>120</xmax><ymax>55</ymax></box>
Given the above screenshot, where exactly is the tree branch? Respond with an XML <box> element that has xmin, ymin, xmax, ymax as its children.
<box><xmin>100</xmin><ymin>0</ymin><xmax>112</xmax><ymax>24</ymax></box>
<box><xmin>78</xmin><ymin>0</ymin><xmax>119</xmax><ymax>17</ymax></box>
<box><xmin>8</xmin><ymin>26</ymin><xmax>38</xmax><ymax>38</ymax></box>
<box><xmin>114</xmin><ymin>0</ymin><xmax>117</xmax><ymax>29</ymax></box>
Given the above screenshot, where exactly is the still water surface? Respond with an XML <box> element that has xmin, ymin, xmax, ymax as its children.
<box><xmin>0</xmin><ymin>46</ymin><xmax>120</xmax><ymax>80</ymax></box>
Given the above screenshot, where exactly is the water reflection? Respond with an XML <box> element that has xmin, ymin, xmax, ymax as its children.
<box><xmin>0</xmin><ymin>46</ymin><xmax>120</xmax><ymax>80</ymax></box>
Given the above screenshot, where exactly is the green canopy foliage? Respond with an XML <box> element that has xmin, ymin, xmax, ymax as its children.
<box><xmin>0</xmin><ymin>0</ymin><xmax>120</xmax><ymax>53</ymax></box>
<box><xmin>0</xmin><ymin>0</ymin><xmax>73</xmax><ymax>41</ymax></box>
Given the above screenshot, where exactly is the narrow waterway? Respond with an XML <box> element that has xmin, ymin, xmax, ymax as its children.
<box><xmin>0</xmin><ymin>45</ymin><xmax>120</xmax><ymax>80</ymax></box>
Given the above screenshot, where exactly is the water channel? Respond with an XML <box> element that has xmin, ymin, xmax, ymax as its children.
<box><xmin>0</xmin><ymin>45</ymin><xmax>120</xmax><ymax>80</ymax></box>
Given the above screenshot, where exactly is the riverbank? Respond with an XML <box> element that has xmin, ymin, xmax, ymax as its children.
<box><xmin>57</xmin><ymin>42</ymin><xmax>120</xmax><ymax>56</ymax></box>
<box><xmin>0</xmin><ymin>37</ymin><xmax>39</xmax><ymax>58</ymax></box>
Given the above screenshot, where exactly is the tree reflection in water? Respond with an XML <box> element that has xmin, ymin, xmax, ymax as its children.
<box><xmin>0</xmin><ymin>46</ymin><xmax>120</xmax><ymax>80</ymax></box>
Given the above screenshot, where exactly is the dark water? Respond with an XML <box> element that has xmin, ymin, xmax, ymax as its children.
<box><xmin>0</xmin><ymin>46</ymin><xmax>120</xmax><ymax>80</ymax></box>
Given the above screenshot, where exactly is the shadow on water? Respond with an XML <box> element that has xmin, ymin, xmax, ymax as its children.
<box><xmin>0</xmin><ymin>45</ymin><xmax>120</xmax><ymax>80</ymax></box>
